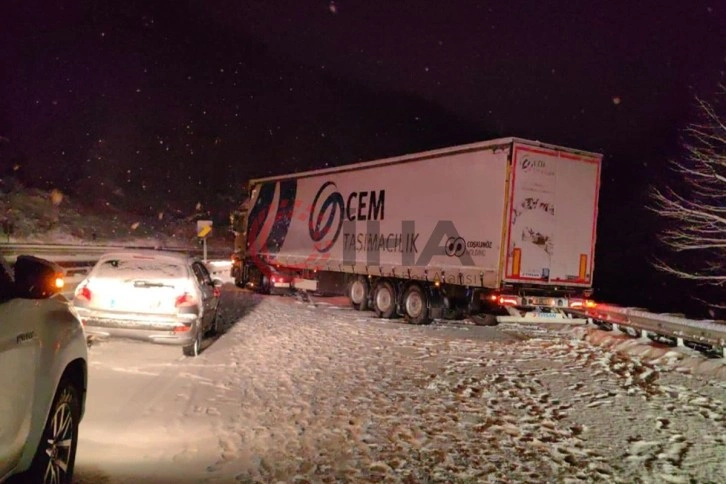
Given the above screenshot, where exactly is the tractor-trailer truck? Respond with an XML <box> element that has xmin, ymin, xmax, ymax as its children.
<box><xmin>230</xmin><ymin>137</ymin><xmax>602</xmax><ymax>325</ymax></box>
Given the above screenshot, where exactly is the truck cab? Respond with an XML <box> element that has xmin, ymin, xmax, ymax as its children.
<box><xmin>229</xmin><ymin>205</ymin><xmax>249</xmax><ymax>287</ymax></box>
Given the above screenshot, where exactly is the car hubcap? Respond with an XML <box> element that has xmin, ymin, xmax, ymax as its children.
<box><xmin>351</xmin><ymin>280</ymin><xmax>365</xmax><ymax>303</ymax></box>
<box><xmin>406</xmin><ymin>291</ymin><xmax>424</xmax><ymax>318</ymax></box>
<box><xmin>44</xmin><ymin>390</ymin><xmax>73</xmax><ymax>483</ymax></box>
<box><xmin>376</xmin><ymin>287</ymin><xmax>392</xmax><ymax>312</ymax></box>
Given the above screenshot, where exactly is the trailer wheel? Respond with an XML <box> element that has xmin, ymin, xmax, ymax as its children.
<box><xmin>373</xmin><ymin>280</ymin><xmax>397</xmax><ymax>319</ymax></box>
<box><xmin>472</xmin><ymin>313</ymin><xmax>498</xmax><ymax>326</ymax></box>
<box><xmin>403</xmin><ymin>284</ymin><xmax>431</xmax><ymax>325</ymax></box>
<box><xmin>349</xmin><ymin>276</ymin><xmax>370</xmax><ymax>311</ymax></box>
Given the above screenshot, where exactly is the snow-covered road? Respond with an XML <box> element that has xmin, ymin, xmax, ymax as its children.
<box><xmin>74</xmin><ymin>287</ymin><xmax>726</xmax><ymax>483</ymax></box>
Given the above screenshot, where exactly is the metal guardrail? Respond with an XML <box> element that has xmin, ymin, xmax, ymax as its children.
<box><xmin>566</xmin><ymin>303</ymin><xmax>726</xmax><ymax>358</ymax></box>
<box><xmin>0</xmin><ymin>242</ymin><xmax>229</xmax><ymax>264</ymax></box>
<box><xmin>3</xmin><ymin>243</ymin><xmax>723</xmax><ymax>358</ymax></box>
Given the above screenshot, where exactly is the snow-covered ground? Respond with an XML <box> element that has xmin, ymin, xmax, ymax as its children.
<box><xmin>73</xmin><ymin>287</ymin><xmax>726</xmax><ymax>483</ymax></box>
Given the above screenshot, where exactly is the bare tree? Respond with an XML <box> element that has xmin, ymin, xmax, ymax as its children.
<box><xmin>649</xmin><ymin>85</ymin><xmax>725</xmax><ymax>310</ymax></box>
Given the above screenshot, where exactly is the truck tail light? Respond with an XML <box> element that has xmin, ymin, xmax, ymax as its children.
<box><xmin>498</xmin><ymin>296</ymin><xmax>519</xmax><ymax>306</ymax></box>
<box><xmin>570</xmin><ymin>298</ymin><xmax>597</xmax><ymax>309</ymax></box>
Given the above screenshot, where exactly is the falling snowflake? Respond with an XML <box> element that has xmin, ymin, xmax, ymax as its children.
<box><xmin>131</xmin><ymin>222</ymin><xmax>140</xmax><ymax>230</ymax></box>
<box><xmin>196</xmin><ymin>202</ymin><xmax>202</xmax><ymax>211</ymax></box>
<box><xmin>612</xmin><ymin>96</ymin><xmax>622</xmax><ymax>105</ymax></box>
<box><xmin>328</xmin><ymin>1</ymin><xmax>337</xmax><ymax>14</ymax></box>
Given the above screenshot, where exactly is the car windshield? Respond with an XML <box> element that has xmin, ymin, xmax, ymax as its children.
<box><xmin>94</xmin><ymin>257</ymin><xmax>185</xmax><ymax>279</ymax></box>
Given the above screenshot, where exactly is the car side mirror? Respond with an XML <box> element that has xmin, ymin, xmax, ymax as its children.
<box><xmin>13</xmin><ymin>255</ymin><xmax>65</xmax><ymax>299</ymax></box>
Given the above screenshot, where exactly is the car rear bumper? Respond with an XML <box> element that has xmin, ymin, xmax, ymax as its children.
<box><xmin>73</xmin><ymin>308</ymin><xmax>198</xmax><ymax>346</ymax></box>
<box><xmin>83</xmin><ymin>325</ymin><xmax>196</xmax><ymax>345</ymax></box>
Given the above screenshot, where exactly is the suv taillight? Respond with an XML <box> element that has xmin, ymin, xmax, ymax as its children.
<box><xmin>175</xmin><ymin>292</ymin><xmax>196</xmax><ymax>307</ymax></box>
<box><xmin>76</xmin><ymin>285</ymin><xmax>92</xmax><ymax>301</ymax></box>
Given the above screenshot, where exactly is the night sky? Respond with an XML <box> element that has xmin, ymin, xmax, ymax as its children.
<box><xmin>1</xmin><ymin>1</ymin><xmax>724</xmax><ymax>315</ymax></box>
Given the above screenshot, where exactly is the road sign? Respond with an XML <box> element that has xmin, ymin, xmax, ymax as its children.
<box><xmin>196</xmin><ymin>220</ymin><xmax>213</xmax><ymax>262</ymax></box>
<box><xmin>197</xmin><ymin>220</ymin><xmax>213</xmax><ymax>238</ymax></box>
<box><xmin>198</xmin><ymin>225</ymin><xmax>212</xmax><ymax>238</ymax></box>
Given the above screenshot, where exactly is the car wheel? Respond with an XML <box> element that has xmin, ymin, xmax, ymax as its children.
<box><xmin>183</xmin><ymin>325</ymin><xmax>202</xmax><ymax>357</ymax></box>
<box><xmin>25</xmin><ymin>376</ymin><xmax>81</xmax><ymax>484</ymax></box>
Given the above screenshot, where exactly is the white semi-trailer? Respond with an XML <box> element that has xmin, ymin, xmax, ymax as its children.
<box><xmin>230</xmin><ymin>137</ymin><xmax>602</xmax><ymax>325</ymax></box>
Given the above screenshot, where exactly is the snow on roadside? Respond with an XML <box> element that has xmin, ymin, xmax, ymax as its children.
<box><xmin>118</xmin><ymin>290</ymin><xmax>726</xmax><ymax>483</ymax></box>
<box><xmin>0</xmin><ymin>180</ymin><xmax>230</xmax><ymax>251</ymax></box>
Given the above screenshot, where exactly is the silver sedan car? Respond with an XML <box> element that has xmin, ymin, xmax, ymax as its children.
<box><xmin>70</xmin><ymin>250</ymin><xmax>223</xmax><ymax>357</ymax></box>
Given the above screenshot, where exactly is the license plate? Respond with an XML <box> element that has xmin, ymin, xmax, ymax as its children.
<box><xmin>529</xmin><ymin>312</ymin><xmax>560</xmax><ymax>319</ymax></box>
<box><xmin>531</xmin><ymin>297</ymin><xmax>553</xmax><ymax>306</ymax></box>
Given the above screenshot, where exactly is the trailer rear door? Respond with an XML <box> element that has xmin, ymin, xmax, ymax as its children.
<box><xmin>503</xmin><ymin>143</ymin><xmax>601</xmax><ymax>287</ymax></box>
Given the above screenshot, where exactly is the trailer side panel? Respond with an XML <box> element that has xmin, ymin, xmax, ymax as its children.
<box><xmin>246</xmin><ymin>146</ymin><xmax>511</xmax><ymax>287</ymax></box>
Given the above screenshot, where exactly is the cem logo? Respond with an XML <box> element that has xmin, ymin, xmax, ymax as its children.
<box><xmin>309</xmin><ymin>181</ymin><xmax>386</xmax><ymax>253</ymax></box>
<box><xmin>520</xmin><ymin>157</ymin><xmax>547</xmax><ymax>172</ymax></box>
